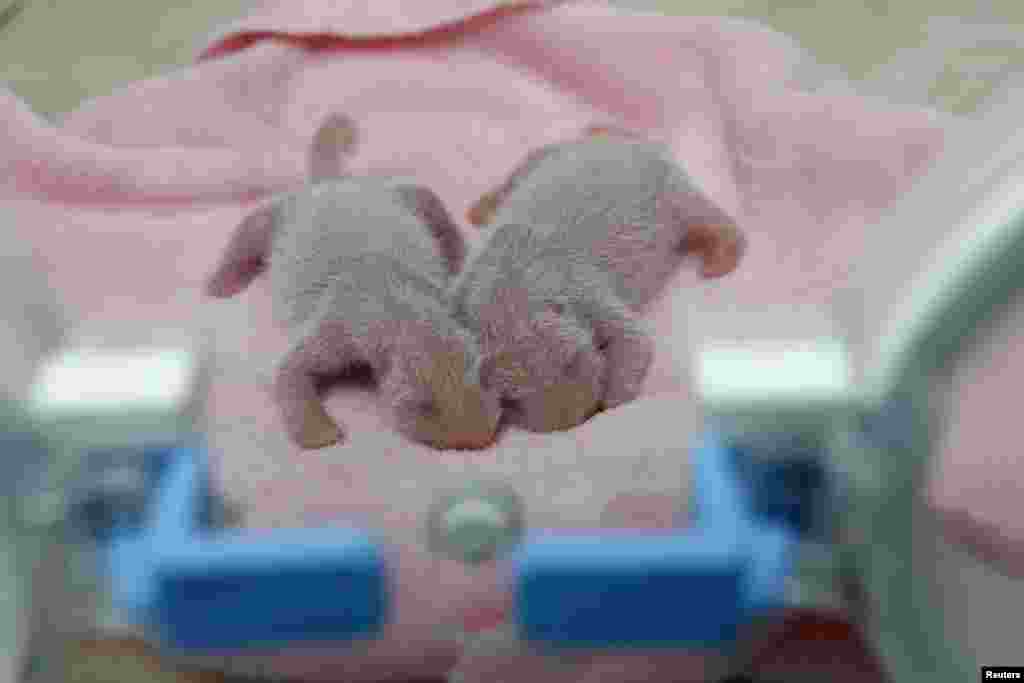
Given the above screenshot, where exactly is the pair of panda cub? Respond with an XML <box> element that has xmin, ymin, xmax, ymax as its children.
<box><xmin>205</xmin><ymin>115</ymin><xmax>745</xmax><ymax>451</ymax></box>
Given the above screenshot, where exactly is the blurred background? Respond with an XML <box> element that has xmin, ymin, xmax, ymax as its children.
<box><xmin>4</xmin><ymin>0</ymin><xmax>1024</xmax><ymax>117</ymax></box>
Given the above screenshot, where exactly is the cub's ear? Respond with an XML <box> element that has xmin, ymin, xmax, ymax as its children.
<box><xmin>308</xmin><ymin>113</ymin><xmax>359</xmax><ymax>182</ymax></box>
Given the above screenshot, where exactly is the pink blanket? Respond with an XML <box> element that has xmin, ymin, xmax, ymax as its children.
<box><xmin>3</xmin><ymin>0</ymin><xmax>1005</xmax><ymax>679</ymax></box>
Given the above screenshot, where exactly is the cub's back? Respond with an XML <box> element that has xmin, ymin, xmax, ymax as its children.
<box><xmin>494</xmin><ymin>140</ymin><xmax>673</xmax><ymax>247</ymax></box>
<box><xmin>490</xmin><ymin>140</ymin><xmax>681</xmax><ymax>307</ymax></box>
<box><xmin>268</xmin><ymin>178</ymin><xmax>451</xmax><ymax>329</ymax></box>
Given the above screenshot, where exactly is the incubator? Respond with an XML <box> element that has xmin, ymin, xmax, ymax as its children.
<box><xmin>6</xmin><ymin>83</ymin><xmax>1024</xmax><ymax>683</ymax></box>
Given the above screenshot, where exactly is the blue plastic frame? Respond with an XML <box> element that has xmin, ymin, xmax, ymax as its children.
<box><xmin>101</xmin><ymin>431</ymin><xmax>803</xmax><ymax>652</ymax></box>
<box><xmin>104</xmin><ymin>443</ymin><xmax>388</xmax><ymax>652</ymax></box>
<box><xmin>510</xmin><ymin>431</ymin><xmax>797</xmax><ymax>649</ymax></box>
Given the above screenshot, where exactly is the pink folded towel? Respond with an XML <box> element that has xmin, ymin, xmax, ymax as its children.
<box><xmin>2</xmin><ymin>0</ymin><xmax>991</xmax><ymax>680</ymax></box>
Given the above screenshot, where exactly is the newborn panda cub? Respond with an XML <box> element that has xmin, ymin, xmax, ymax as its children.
<box><xmin>206</xmin><ymin>115</ymin><xmax>501</xmax><ymax>450</ymax></box>
<box><xmin>455</xmin><ymin>126</ymin><xmax>746</xmax><ymax>433</ymax></box>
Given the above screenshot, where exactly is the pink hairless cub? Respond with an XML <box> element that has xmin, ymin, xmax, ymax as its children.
<box><xmin>468</xmin><ymin>125</ymin><xmax>746</xmax><ymax>286</ymax></box>
<box><xmin>455</xmin><ymin>126</ymin><xmax>746</xmax><ymax>433</ymax></box>
<box><xmin>450</xmin><ymin>221</ymin><xmax>650</xmax><ymax>434</ymax></box>
<box><xmin>450</xmin><ymin>223</ymin><xmax>612</xmax><ymax>433</ymax></box>
<box><xmin>205</xmin><ymin>115</ymin><xmax>501</xmax><ymax>450</ymax></box>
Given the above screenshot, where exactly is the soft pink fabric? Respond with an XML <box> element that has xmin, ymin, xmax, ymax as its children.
<box><xmin>931</xmin><ymin>298</ymin><xmax>1024</xmax><ymax>576</ymax></box>
<box><xmin>1</xmin><ymin>0</ymin><xmax>991</xmax><ymax>679</ymax></box>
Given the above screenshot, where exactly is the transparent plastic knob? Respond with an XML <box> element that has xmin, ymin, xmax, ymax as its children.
<box><xmin>426</xmin><ymin>482</ymin><xmax>526</xmax><ymax>566</ymax></box>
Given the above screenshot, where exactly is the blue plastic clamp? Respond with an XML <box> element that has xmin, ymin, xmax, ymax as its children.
<box><xmin>104</xmin><ymin>443</ymin><xmax>388</xmax><ymax>652</ymax></box>
<box><xmin>511</xmin><ymin>430</ymin><xmax>801</xmax><ymax>650</ymax></box>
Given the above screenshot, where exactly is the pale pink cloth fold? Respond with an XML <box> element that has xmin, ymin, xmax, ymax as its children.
<box><xmin>0</xmin><ymin>0</ymin><xmax>995</xmax><ymax>679</ymax></box>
